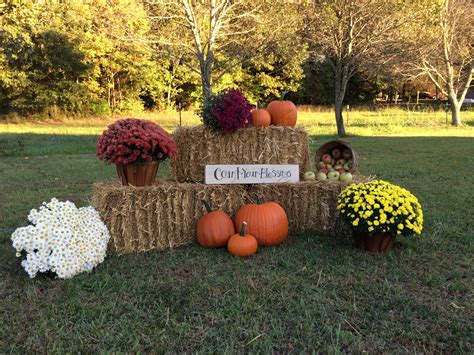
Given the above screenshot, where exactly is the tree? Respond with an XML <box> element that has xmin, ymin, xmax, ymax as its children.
<box><xmin>144</xmin><ymin>0</ymin><xmax>303</xmax><ymax>105</ymax></box>
<box><xmin>304</xmin><ymin>0</ymin><xmax>407</xmax><ymax>136</ymax></box>
<box><xmin>0</xmin><ymin>2</ymin><xmax>92</xmax><ymax>115</ymax></box>
<box><xmin>402</xmin><ymin>0</ymin><xmax>473</xmax><ymax>126</ymax></box>
<box><xmin>0</xmin><ymin>0</ymin><xmax>169</xmax><ymax>116</ymax></box>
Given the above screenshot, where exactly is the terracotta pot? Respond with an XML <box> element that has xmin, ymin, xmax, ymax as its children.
<box><xmin>352</xmin><ymin>231</ymin><xmax>395</xmax><ymax>253</ymax></box>
<box><xmin>116</xmin><ymin>161</ymin><xmax>159</xmax><ymax>187</ymax></box>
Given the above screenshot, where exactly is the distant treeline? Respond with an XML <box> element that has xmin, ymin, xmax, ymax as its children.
<box><xmin>0</xmin><ymin>1</ymin><xmax>439</xmax><ymax>117</ymax></box>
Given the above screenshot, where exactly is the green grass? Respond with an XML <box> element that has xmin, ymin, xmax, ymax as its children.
<box><xmin>2</xmin><ymin>107</ymin><xmax>474</xmax><ymax>136</ymax></box>
<box><xmin>1</xmin><ymin>110</ymin><xmax>473</xmax><ymax>352</ymax></box>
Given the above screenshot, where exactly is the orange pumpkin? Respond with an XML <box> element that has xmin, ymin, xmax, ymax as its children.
<box><xmin>227</xmin><ymin>222</ymin><xmax>258</xmax><ymax>257</ymax></box>
<box><xmin>251</xmin><ymin>109</ymin><xmax>271</xmax><ymax>127</ymax></box>
<box><xmin>235</xmin><ymin>199</ymin><xmax>288</xmax><ymax>246</ymax></box>
<box><xmin>197</xmin><ymin>200</ymin><xmax>235</xmax><ymax>247</ymax></box>
<box><xmin>266</xmin><ymin>100</ymin><xmax>297</xmax><ymax>127</ymax></box>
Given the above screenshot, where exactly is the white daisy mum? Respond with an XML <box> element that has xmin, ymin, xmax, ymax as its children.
<box><xmin>11</xmin><ymin>198</ymin><xmax>110</xmax><ymax>279</ymax></box>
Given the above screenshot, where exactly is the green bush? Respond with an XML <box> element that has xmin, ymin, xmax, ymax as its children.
<box><xmin>90</xmin><ymin>99</ymin><xmax>112</xmax><ymax>116</ymax></box>
<box><xmin>116</xmin><ymin>98</ymin><xmax>145</xmax><ymax>115</ymax></box>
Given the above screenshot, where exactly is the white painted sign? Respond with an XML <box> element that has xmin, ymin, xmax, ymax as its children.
<box><xmin>205</xmin><ymin>164</ymin><xmax>299</xmax><ymax>185</ymax></box>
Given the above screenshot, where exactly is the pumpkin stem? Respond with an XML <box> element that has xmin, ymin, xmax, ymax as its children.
<box><xmin>255</xmin><ymin>197</ymin><xmax>261</xmax><ymax>205</ymax></box>
<box><xmin>202</xmin><ymin>200</ymin><xmax>212</xmax><ymax>212</ymax></box>
<box><xmin>256</xmin><ymin>101</ymin><xmax>260</xmax><ymax>109</ymax></box>
<box><xmin>240</xmin><ymin>221</ymin><xmax>248</xmax><ymax>236</ymax></box>
<box><xmin>280</xmin><ymin>90</ymin><xmax>289</xmax><ymax>101</ymax></box>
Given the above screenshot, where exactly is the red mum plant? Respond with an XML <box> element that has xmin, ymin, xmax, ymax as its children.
<box><xmin>200</xmin><ymin>89</ymin><xmax>252</xmax><ymax>133</ymax></box>
<box><xmin>96</xmin><ymin>118</ymin><xmax>177</xmax><ymax>165</ymax></box>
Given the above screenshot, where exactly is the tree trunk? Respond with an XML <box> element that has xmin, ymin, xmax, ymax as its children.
<box><xmin>335</xmin><ymin>98</ymin><xmax>346</xmax><ymax>137</ymax></box>
<box><xmin>200</xmin><ymin>51</ymin><xmax>214</xmax><ymax>106</ymax></box>
<box><xmin>449</xmin><ymin>97</ymin><xmax>462</xmax><ymax>126</ymax></box>
<box><xmin>333</xmin><ymin>61</ymin><xmax>348</xmax><ymax>137</ymax></box>
<box><xmin>201</xmin><ymin>76</ymin><xmax>212</xmax><ymax>106</ymax></box>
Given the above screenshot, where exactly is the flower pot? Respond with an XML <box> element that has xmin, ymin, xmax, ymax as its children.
<box><xmin>116</xmin><ymin>161</ymin><xmax>159</xmax><ymax>187</ymax></box>
<box><xmin>352</xmin><ymin>231</ymin><xmax>395</xmax><ymax>253</ymax></box>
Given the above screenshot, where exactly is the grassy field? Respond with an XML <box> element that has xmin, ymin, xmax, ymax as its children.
<box><xmin>1</xmin><ymin>109</ymin><xmax>473</xmax><ymax>352</ymax></box>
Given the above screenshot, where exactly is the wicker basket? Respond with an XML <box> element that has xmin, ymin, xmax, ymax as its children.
<box><xmin>315</xmin><ymin>140</ymin><xmax>359</xmax><ymax>173</ymax></box>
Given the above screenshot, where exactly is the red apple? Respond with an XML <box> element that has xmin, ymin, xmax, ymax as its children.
<box><xmin>342</xmin><ymin>149</ymin><xmax>352</xmax><ymax>160</ymax></box>
<box><xmin>332</xmin><ymin>148</ymin><xmax>342</xmax><ymax>160</ymax></box>
<box><xmin>319</xmin><ymin>167</ymin><xmax>329</xmax><ymax>174</ymax></box>
<box><xmin>318</xmin><ymin>161</ymin><xmax>327</xmax><ymax>169</ymax></box>
<box><xmin>322</xmin><ymin>154</ymin><xmax>332</xmax><ymax>164</ymax></box>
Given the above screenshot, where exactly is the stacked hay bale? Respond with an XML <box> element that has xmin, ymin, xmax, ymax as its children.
<box><xmin>91</xmin><ymin>124</ymin><xmax>367</xmax><ymax>254</ymax></box>
<box><xmin>170</xmin><ymin>125</ymin><xmax>311</xmax><ymax>182</ymax></box>
<box><xmin>92</xmin><ymin>176</ymin><xmax>369</xmax><ymax>255</ymax></box>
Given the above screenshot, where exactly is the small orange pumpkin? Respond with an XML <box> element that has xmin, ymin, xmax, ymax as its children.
<box><xmin>197</xmin><ymin>200</ymin><xmax>235</xmax><ymax>247</ymax></box>
<box><xmin>266</xmin><ymin>100</ymin><xmax>297</xmax><ymax>127</ymax></box>
<box><xmin>251</xmin><ymin>109</ymin><xmax>271</xmax><ymax>127</ymax></box>
<box><xmin>227</xmin><ymin>222</ymin><xmax>258</xmax><ymax>257</ymax></box>
<box><xmin>235</xmin><ymin>199</ymin><xmax>288</xmax><ymax>246</ymax></box>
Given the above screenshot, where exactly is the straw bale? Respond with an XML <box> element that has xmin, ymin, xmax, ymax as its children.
<box><xmin>170</xmin><ymin>125</ymin><xmax>311</xmax><ymax>182</ymax></box>
<box><xmin>92</xmin><ymin>176</ymin><xmax>369</xmax><ymax>255</ymax></box>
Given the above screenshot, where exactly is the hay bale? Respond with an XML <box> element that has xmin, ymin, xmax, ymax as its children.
<box><xmin>92</xmin><ymin>181</ymin><xmax>247</xmax><ymax>255</ymax></box>
<box><xmin>170</xmin><ymin>125</ymin><xmax>311</xmax><ymax>182</ymax></box>
<box><xmin>92</xmin><ymin>177</ymin><xmax>369</xmax><ymax>255</ymax></box>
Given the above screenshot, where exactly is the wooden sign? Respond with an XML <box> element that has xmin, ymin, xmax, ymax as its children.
<box><xmin>205</xmin><ymin>164</ymin><xmax>299</xmax><ymax>185</ymax></box>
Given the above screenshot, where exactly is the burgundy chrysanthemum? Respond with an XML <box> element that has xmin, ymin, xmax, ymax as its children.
<box><xmin>96</xmin><ymin>118</ymin><xmax>177</xmax><ymax>164</ymax></box>
<box><xmin>200</xmin><ymin>89</ymin><xmax>252</xmax><ymax>133</ymax></box>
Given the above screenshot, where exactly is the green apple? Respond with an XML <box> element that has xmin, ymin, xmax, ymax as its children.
<box><xmin>317</xmin><ymin>172</ymin><xmax>327</xmax><ymax>180</ymax></box>
<box><xmin>327</xmin><ymin>171</ymin><xmax>340</xmax><ymax>180</ymax></box>
<box><xmin>304</xmin><ymin>171</ymin><xmax>316</xmax><ymax>181</ymax></box>
<box><xmin>340</xmin><ymin>172</ymin><xmax>353</xmax><ymax>183</ymax></box>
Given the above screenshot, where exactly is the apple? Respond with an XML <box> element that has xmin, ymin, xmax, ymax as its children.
<box><xmin>334</xmin><ymin>164</ymin><xmax>344</xmax><ymax>171</ymax></box>
<box><xmin>344</xmin><ymin>162</ymin><xmax>352</xmax><ymax>171</ymax></box>
<box><xmin>304</xmin><ymin>171</ymin><xmax>316</xmax><ymax>181</ymax></box>
<box><xmin>336</xmin><ymin>159</ymin><xmax>346</xmax><ymax>166</ymax></box>
<box><xmin>326</xmin><ymin>164</ymin><xmax>333</xmax><ymax>169</ymax></box>
<box><xmin>319</xmin><ymin>167</ymin><xmax>329</xmax><ymax>174</ymax></box>
<box><xmin>332</xmin><ymin>148</ymin><xmax>342</xmax><ymax>160</ymax></box>
<box><xmin>327</xmin><ymin>171</ymin><xmax>340</xmax><ymax>180</ymax></box>
<box><xmin>317</xmin><ymin>172</ymin><xmax>327</xmax><ymax>180</ymax></box>
<box><xmin>342</xmin><ymin>149</ymin><xmax>352</xmax><ymax>160</ymax></box>
<box><xmin>318</xmin><ymin>161</ymin><xmax>327</xmax><ymax>169</ymax></box>
<box><xmin>336</xmin><ymin>168</ymin><xmax>346</xmax><ymax>174</ymax></box>
<box><xmin>331</xmin><ymin>158</ymin><xmax>336</xmax><ymax>165</ymax></box>
<box><xmin>340</xmin><ymin>172</ymin><xmax>353</xmax><ymax>183</ymax></box>
<box><xmin>322</xmin><ymin>154</ymin><xmax>332</xmax><ymax>164</ymax></box>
